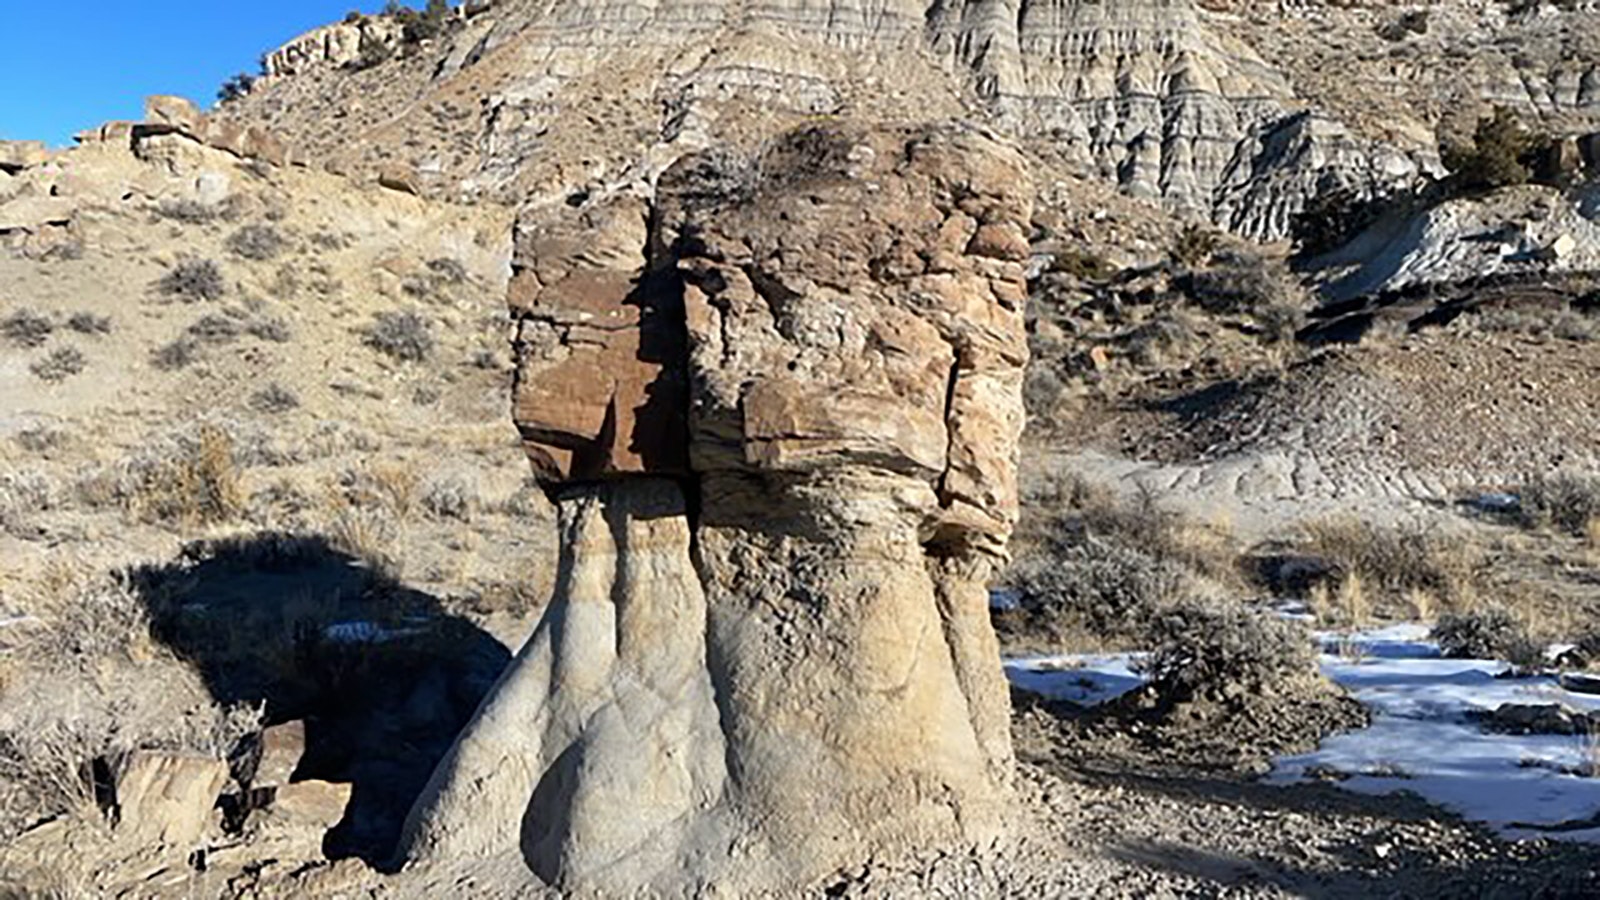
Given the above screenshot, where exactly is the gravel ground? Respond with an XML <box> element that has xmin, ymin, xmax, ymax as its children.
<box><xmin>834</xmin><ymin>709</ymin><xmax>1600</xmax><ymax>898</ymax></box>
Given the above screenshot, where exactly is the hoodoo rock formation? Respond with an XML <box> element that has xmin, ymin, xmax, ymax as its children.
<box><xmin>397</xmin><ymin>122</ymin><xmax>1030</xmax><ymax>893</ymax></box>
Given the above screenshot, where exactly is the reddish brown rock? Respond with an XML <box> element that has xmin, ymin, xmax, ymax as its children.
<box><xmin>507</xmin><ymin>194</ymin><xmax>687</xmax><ymax>479</ymax></box>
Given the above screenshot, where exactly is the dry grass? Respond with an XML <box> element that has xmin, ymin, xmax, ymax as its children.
<box><xmin>329</xmin><ymin>507</ymin><xmax>403</xmax><ymax>580</ymax></box>
<box><xmin>1518</xmin><ymin>473</ymin><xmax>1600</xmax><ymax>542</ymax></box>
<box><xmin>0</xmin><ymin>569</ymin><xmax>260</xmax><ymax>840</ymax></box>
<box><xmin>1296</xmin><ymin>518</ymin><xmax>1479</xmax><ymax>622</ymax></box>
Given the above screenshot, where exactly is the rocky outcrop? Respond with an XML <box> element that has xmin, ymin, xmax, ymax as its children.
<box><xmin>0</xmin><ymin>140</ymin><xmax>49</xmax><ymax>174</ymax></box>
<box><xmin>261</xmin><ymin>17</ymin><xmax>403</xmax><ymax>78</ymax></box>
<box><xmin>453</xmin><ymin>0</ymin><xmax>1419</xmax><ymax>237</ymax></box>
<box><xmin>398</xmin><ymin>122</ymin><xmax>1029</xmax><ymax>893</ymax></box>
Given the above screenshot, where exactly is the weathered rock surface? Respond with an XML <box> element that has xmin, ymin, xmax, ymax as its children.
<box><xmin>261</xmin><ymin>16</ymin><xmax>403</xmax><ymax>78</ymax></box>
<box><xmin>0</xmin><ymin>140</ymin><xmax>48</xmax><ymax>173</ymax></box>
<box><xmin>220</xmin><ymin>0</ymin><xmax>1507</xmax><ymax>237</ymax></box>
<box><xmin>113</xmin><ymin>750</ymin><xmax>230</xmax><ymax>849</ymax></box>
<box><xmin>399</xmin><ymin>122</ymin><xmax>1029</xmax><ymax>893</ymax></box>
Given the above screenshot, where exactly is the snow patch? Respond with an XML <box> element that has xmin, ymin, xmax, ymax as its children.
<box><xmin>1003</xmin><ymin>624</ymin><xmax>1600</xmax><ymax>842</ymax></box>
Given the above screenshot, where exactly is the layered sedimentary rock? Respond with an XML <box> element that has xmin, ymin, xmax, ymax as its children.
<box><xmin>398</xmin><ymin>122</ymin><xmax>1029</xmax><ymax>893</ymax></box>
<box><xmin>229</xmin><ymin>0</ymin><xmax>1444</xmax><ymax>237</ymax></box>
<box><xmin>465</xmin><ymin>0</ymin><xmax>1413</xmax><ymax>236</ymax></box>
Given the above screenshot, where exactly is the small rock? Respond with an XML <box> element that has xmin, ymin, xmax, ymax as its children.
<box><xmin>253</xmin><ymin>720</ymin><xmax>307</xmax><ymax>789</ymax></box>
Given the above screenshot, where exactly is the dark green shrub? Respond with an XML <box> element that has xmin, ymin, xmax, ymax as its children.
<box><xmin>1442</xmin><ymin>107</ymin><xmax>1542</xmax><ymax>192</ymax></box>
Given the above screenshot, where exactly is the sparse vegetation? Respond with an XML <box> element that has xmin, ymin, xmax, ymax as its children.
<box><xmin>217</xmin><ymin>72</ymin><xmax>255</xmax><ymax>104</ymax></box>
<box><xmin>226</xmin><ymin>224</ymin><xmax>286</xmax><ymax>261</ymax></box>
<box><xmin>1172</xmin><ymin>224</ymin><xmax>1220</xmax><ymax>267</ymax></box>
<box><xmin>249</xmin><ymin>383</ymin><xmax>300</xmax><ymax>414</ymax></box>
<box><xmin>151</xmin><ymin>337</ymin><xmax>201</xmax><ymax>371</ymax></box>
<box><xmin>1048</xmin><ymin>248</ymin><xmax>1119</xmax><ymax>283</ymax></box>
<box><xmin>155</xmin><ymin>199</ymin><xmax>219</xmax><ymax>224</ymax></box>
<box><xmin>246</xmin><ymin>315</ymin><xmax>294</xmax><ymax>343</ymax></box>
<box><xmin>187</xmin><ymin>313</ymin><xmax>242</xmax><ymax>344</ymax></box>
<box><xmin>157</xmin><ymin>259</ymin><xmax>226</xmax><ymax>302</ymax></box>
<box><xmin>389</xmin><ymin>0</ymin><xmax>451</xmax><ymax>43</ymax></box>
<box><xmin>1378</xmin><ymin>9</ymin><xmax>1429</xmax><ymax>40</ymax></box>
<box><xmin>29</xmin><ymin>347</ymin><xmax>86</xmax><ymax>383</ymax></box>
<box><xmin>421</xmin><ymin>475</ymin><xmax>477</xmax><ymax>521</ymax></box>
<box><xmin>1432</xmin><ymin>608</ymin><xmax>1541</xmax><ymax>667</ymax></box>
<box><xmin>1517</xmin><ymin>473</ymin><xmax>1600</xmax><ymax>539</ymax></box>
<box><xmin>1000</xmin><ymin>474</ymin><xmax>1239</xmax><ymax>650</ymax></box>
<box><xmin>1178</xmin><ymin>248</ymin><xmax>1307</xmax><ymax>342</ymax></box>
<box><xmin>65</xmin><ymin>312</ymin><xmax>112</xmax><ymax>335</ymax></box>
<box><xmin>1140</xmin><ymin>600</ymin><xmax>1317</xmax><ymax>705</ymax></box>
<box><xmin>1441</xmin><ymin>107</ymin><xmax>1543</xmax><ymax>192</ymax></box>
<box><xmin>2</xmin><ymin>310</ymin><xmax>53</xmax><ymax>348</ymax></box>
<box><xmin>363</xmin><ymin>310</ymin><xmax>434</xmax><ymax>362</ymax></box>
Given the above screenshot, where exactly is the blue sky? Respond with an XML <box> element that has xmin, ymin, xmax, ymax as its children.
<box><xmin>0</xmin><ymin>1</ymin><xmax>387</xmax><ymax>146</ymax></box>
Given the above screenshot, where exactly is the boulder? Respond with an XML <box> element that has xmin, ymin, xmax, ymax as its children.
<box><xmin>267</xmin><ymin>780</ymin><xmax>352</xmax><ymax>830</ymax></box>
<box><xmin>251</xmin><ymin>720</ymin><xmax>307</xmax><ymax>789</ymax></box>
<box><xmin>113</xmin><ymin>750</ymin><xmax>229</xmax><ymax>849</ymax></box>
<box><xmin>400</xmin><ymin>122</ymin><xmax>1030</xmax><ymax>894</ymax></box>
<box><xmin>378</xmin><ymin>165</ymin><xmax>423</xmax><ymax>196</ymax></box>
<box><xmin>0</xmin><ymin>139</ymin><xmax>48</xmax><ymax>173</ymax></box>
<box><xmin>143</xmin><ymin>95</ymin><xmax>205</xmax><ymax>135</ymax></box>
<box><xmin>1474</xmin><ymin>702</ymin><xmax>1595</xmax><ymax>735</ymax></box>
<box><xmin>73</xmin><ymin>121</ymin><xmax>135</xmax><ymax>147</ymax></box>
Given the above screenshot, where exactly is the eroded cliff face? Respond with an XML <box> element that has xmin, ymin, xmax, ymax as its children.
<box><xmin>223</xmin><ymin>0</ymin><xmax>1503</xmax><ymax>238</ymax></box>
<box><xmin>398</xmin><ymin>122</ymin><xmax>1029</xmax><ymax>893</ymax></box>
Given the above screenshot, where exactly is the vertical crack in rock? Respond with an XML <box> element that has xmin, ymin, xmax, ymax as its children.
<box><xmin>399</xmin><ymin>121</ymin><xmax>1032</xmax><ymax>893</ymax></box>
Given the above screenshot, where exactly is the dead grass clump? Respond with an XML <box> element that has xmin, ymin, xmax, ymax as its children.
<box><xmin>1518</xmin><ymin>473</ymin><xmax>1600</xmax><ymax>540</ymax></box>
<box><xmin>421</xmin><ymin>475</ymin><xmax>477</xmax><ymax>521</ymax></box>
<box><xmin>1296</xmin><ymin>518</ymin><xmax>1477</xmax><ymax>620</ymax></box>
<box><xmin>156</xmin><ymin>258</ymin><xmax>225</xmax><ymax>302</ymax></box>
<box><xmin>29</xmin><ymin>347</ymin><xmax>85</xmax><ymax>383</ymax></box>
<box><xmin>0</xmin><ymin>571</ymin><xmax>261</xmax><ymax>839</ymax></box>
<box><xmin>128</xmin><ymin>426</ymin><xmax>244</xmax><ymax>525</ymax></box>
<box><xmin>329</xmin><ymin>508</ymin><xmax>403</xmax><ymax>579</ymax></box>
<box><xmin>362</xmin><ymin>310</ymin><xmax>433</xmax><ymax>362</ymax></box>
<box><xmin>1</xmin><ymin>310</ymin><xmax>53</xmax><ymax>348</ymax></box>
<box><xmin>332</xmin><ymin>463</ymin><xmax>419</xmax><ymax>517</ymax></box>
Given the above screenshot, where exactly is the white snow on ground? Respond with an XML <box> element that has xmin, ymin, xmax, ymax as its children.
<box><xmin>1004</xmin><ymin>653</ymin><xmax>1143</xmax><ymax>705</ymax></box>
<box><xmin>1004</xmin><ymin>623</ymin><xmax>1600</xmax><ymax>843</ymax></box>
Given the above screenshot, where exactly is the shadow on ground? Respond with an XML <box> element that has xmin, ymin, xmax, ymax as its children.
<box><xmin>129</xmin><ymin>532</ymin><xmax>511</xmax><ymax>864</ymax></box>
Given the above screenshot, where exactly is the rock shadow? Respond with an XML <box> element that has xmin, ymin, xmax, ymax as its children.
<box><xmin>128</xmin><ymin>531</ymin><xmax>511</xmax><ymax>864</ymax></box>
